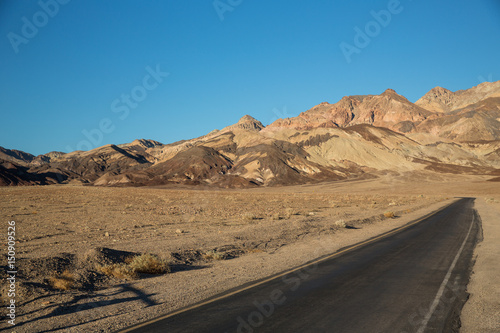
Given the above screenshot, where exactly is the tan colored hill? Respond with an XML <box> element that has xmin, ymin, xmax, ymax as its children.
<box><xmin>416</xmin><ymin>81</ymin><xmax>500</xmax><ymax>113</ymax></box>
<box><xmin>416</xmin><ymin>97</ymin><xmax>500</xmax><ymax>142</ymax></box>
<box><xmin>268</xmin><ymin>81</ymin><xmax>500</xmax><ymax>142</ymax></box>
<box><xmin>267</xmin><ymin>89</ymin><xmax>434</xmax><ymax>133</ymax></box>
<box><xmin>93</xmin><ymin>117</ymin><xmax>499</xmax><ymax>187</ymax></box>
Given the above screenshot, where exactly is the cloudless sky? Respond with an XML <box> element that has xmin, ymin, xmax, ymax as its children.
<box><xmin>1</xmin><ymin>0</ymin><xmax>499</xmax><ymax>155</ymax></box>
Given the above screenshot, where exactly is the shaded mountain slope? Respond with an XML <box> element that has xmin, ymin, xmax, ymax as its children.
<box><xmin>416</xmin><ymin>97</ymin><xmax>500</xmax><ymax>142</ymax></box>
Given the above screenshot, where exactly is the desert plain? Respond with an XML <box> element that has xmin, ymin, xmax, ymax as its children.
<box><xmin>0</xmin><ymin>172</ymin><xmax>499</xmax><ymax>332</ymax></box>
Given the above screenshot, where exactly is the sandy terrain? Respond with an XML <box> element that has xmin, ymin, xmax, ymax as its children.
<box><xmin>0</xmin><ymin>172</ymin><xmax>498</xmax><ymax>332</ymax></box>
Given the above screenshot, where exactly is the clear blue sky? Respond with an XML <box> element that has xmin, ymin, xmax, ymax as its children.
<box><xmin>1</xmin><ymin>0</ymin><xmax>499</xmax><ymax>155</ymax></box>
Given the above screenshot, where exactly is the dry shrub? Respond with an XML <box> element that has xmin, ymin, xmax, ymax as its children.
<box><xmin>284</xmin><ymin>208</ymin><xmax>296</xmax><ymax>219</ymax></box>
<box><xmin>384</xmin><ymin>211</ymin><xmax>396</xmax><ymax>219</ymax></box>
<box><xmin>242</xmin><ymin>213</ymin><xmax>258</xmax><ymax>221</ymax></box>
<box><xmin>246</xmin><ymin>248</ymin><xmax>264</xmax><ymax>254</ymax></box>
<box><xmin>97</xmin><ymin>253</ymin><xmax>169</xmax><ymax>279</ymax></box>
<box><xmin>335</xmin><ymin>219</ymin><xmax>347</xmax><ymax>228</ymax></box>
<box><xmin>97</xmin><ymin>263</ymin><xmax>137</xmax><ymax>280</ymax></box>
<box><xmin>271</xmin><ymin>213</ymin><xmax>282</xmax><ymax>220</ymax></box>
<box><xmin>128</xmin><ymin>254</ymin><xmax>170</xmax><ymax>274</ymax></box>
<box><xmin>203</xmin><ymin>250</ymin><xmax>225</xmax><ymax>261</ymax></box>
<box><xmin>49</xmin><ymin>270</ymin><xmax>75</xmax><ymax>290</ymax></box>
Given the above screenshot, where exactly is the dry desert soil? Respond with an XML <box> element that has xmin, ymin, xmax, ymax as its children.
<box><xmin>0</xmin><ymin>172</ymin><xmax>499</xmax><ymax>332</ymax></box>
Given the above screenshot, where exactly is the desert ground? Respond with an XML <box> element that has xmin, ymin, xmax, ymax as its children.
<box><xmin>0</xmin><ymin>171</ymin><xmax>499</xmax><ymax>332</ymax></box>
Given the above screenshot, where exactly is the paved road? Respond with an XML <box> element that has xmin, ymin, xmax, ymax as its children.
<box><xmin>122</xmin><ymin>198</ymin><xmax>480</xmax><ymax>333</ymax></box>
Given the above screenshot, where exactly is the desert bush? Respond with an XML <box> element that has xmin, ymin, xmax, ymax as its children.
<box><xmin>203</xmin><ymin>250</ymin><xmax>225</xmax><ymax>261</ymax></box>
<box><xmin>384</xmin><ymin>211</ymin><xmax>396</xmax><ymax>219</ymax></box>
<box><xmin>242</xmin><ymin>213</ymin><xmax>258</xmax><ymax>221</ymax></box>
<box><xmin>284</xmin><ymin>208</ymin><xmax>298</xmax><ymax>219</ymax></box>
<box><xmin>271</xmin><ymin>213</ymin><xmax>282</xmax><ymax>220</ymax></box>
<box><xmin>128</xmin><ymin>254</ymin><xmax>170</xmax><ymax>274</ymax></box>
<box><xmin>97</xmin><ymin>263</ymin><xmax>137</xmax><ymax>280</ymax></box>
<box><xmin>245</xmin><ymin>248</ymin><xmax>264</xmax><ymax>254</ymax></box>
<box><xmin>49</xmin><ymin>270</ymin><xmax>75</xmax><ymax>290</ymax></box>
<box><xmin>97</xmin><ymin>253</ymin><xmax>169</xmax><ymax>279</ymax></box>
<box><xmin>334</xmin><ymin>219</ymin><xmax>347</xmax><ymax>228</ymax></box>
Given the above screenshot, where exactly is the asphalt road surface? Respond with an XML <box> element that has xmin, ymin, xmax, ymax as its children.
<box><xmin>122</xmin><ymin>198</ymin><xmax>480</xmax><ymax>333</ymax></box>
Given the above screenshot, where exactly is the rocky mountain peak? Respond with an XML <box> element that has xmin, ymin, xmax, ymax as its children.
<box><xmin>419</xmin><ymin>86</ymin><xmax>455</xmax><ymax>103</ymax></box>
<box><xmin>233</xmin><ymin>115</ymin><xmax>264</xmax><ymax>131</ymax></box>
<box><xmin>130</xmin><ymin>139</ymin><xmax>163</xmax><ymax>149</ymax></box>
<box><xmin>415</xmin><ymin>81</ymin><xmax>500</xmax><ymax>113</ymax></box>
<box><xmin>382</xmin><ymin>88</ymin><xmax>398</xmax><ymax>95</ymax></box>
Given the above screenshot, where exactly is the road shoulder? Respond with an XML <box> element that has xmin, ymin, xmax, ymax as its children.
<box><xmin>460</xmin><ymin>197</ymin><xmax>500</xmax><ymax>332</ymax></box>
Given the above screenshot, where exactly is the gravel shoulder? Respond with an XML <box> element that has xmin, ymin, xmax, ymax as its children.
<box><xmin>460</xmin><ymin>197</ymin><xmax>500</xmax><ymax>332</ymax></box>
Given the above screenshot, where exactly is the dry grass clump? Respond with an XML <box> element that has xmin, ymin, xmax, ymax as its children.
<box><xmin>384</xmin><ymin>211</ymin><xmax>396</xmax><ymax>219</ymax></box>
<box><xmin>284</xmin><ymin>208</ymin><xmax>298</xmax><ymax>219</ymax></box>
<box><xmin>128</xmin><ymin>253</ymin><xmax>170</xmax><ymax>274</ymax></box>
<box><xmin>271</xmin><ymin>213</ymin><xmax>282</xmax><ymax>220</ymax></box>
<box><xmin>334</xmin><ymin>219</ymin><xmax>348</xmax><ymax>228</ymax></box>
<box><xmin>97</xmin><ymin>253</ymin><xmax>169</xmax><ymax>279</ymax></box>
<box><xmin>97</xmin><ymin>263</ymin><xmax>137</xmax><ymax>280</ymax></box>
<box><xmin>242</xmin><ymin>213</ymin><xmax>258</xmax><ymax>221</ymax></box>
<box><xmin>203</xmin><ymin>250</ymin><xmax>225</xmax><ymax>261</ymax></box>
<box><xmin>49</xmin><ymin>270</ymin><xmax>75</xmax><ymax>290</ymax></box>
<box><xmin>246</xmin><ymin>248</ymin><xmax>264</xmax><ymax>254</ymax></box>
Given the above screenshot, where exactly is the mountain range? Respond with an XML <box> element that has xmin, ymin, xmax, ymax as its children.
<box><xmin>2</xmin><ymin>81</ymin><xmax>500</xmax><ymax>187</ymax></box>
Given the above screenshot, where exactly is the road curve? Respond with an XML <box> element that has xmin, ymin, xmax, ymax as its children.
<box><xmin>121</xmin><ymin>198</ymin><xmax>480</xmax><ymax>333</ymax></box>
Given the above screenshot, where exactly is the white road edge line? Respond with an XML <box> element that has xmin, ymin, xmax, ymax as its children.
<box><xmin>416</xmin><ymin>213</ymin><xmax>475</xmax><ymax>333</ymax></box>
